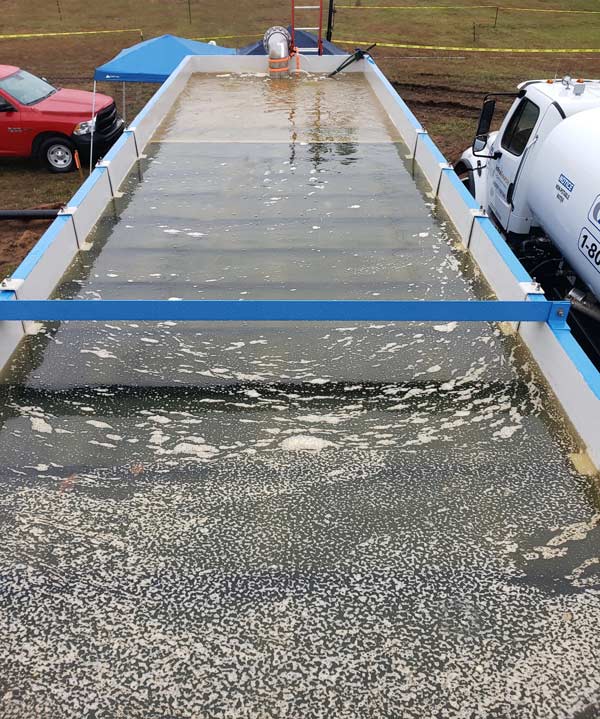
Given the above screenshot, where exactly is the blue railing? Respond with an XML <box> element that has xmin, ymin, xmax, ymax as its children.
<box><xmin>0</xmin><ymin>299</ymin><xmax>570</xmax><ymax>326</ymax></box>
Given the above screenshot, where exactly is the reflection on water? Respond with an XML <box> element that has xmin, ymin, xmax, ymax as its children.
<box><xmin>0</xmin><ymin>73</ymin><xmax>599</xmax><ymax>718</ymax></box>
<box><xmin>154</xmin><ymin>73</ymin><xmax>399</xmax><ymax>145</ymax></box>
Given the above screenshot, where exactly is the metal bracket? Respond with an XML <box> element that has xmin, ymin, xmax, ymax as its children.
<box><xmin>466</xmin><ymin>208</ymin><xmax>488</xmax><ymax>249</ymax></box>
<box><xmin>0</xmin><ymin>278</ymin><xmax>24</xmax><ymax>293</ymax></box>
<box><xmin>412</xmin><ymin>129</ymin><xmax>428</xmax><ymax>159</ymax></box>
<box><xmin>547</xmin><ymin>301</ymin><xmax>571</xmax><ymax>329</ymax></box>
<box><xmin>96</xmin><ymin>159</ymin><xmax>111</xmax><ymax>168</ymax></box>
<box><xmin>434</xmin><ymin>163</ymin><xmax>456</xmax><ymax>197</ymax></box>
<box><xmin>470</xmin><ymin>208</ymin><xmax>487</xmax><ymax>219</ymax></box>
<box><xmin>519</xmin><ymin>281</ymin><xmax>544</xmax><ymax>296</ymax></box>
<box><xmin>59</xmin><ymin>206</ymin><xmax>78</xmax><ymax>216</ymax></box>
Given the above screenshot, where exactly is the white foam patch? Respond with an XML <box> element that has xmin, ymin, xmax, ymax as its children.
<box><xmin>30</xmin><ymin>417</ymin><xmax>52</xmax><ymax>434</ymax></box>
<box><xmin>433</xmin><ymin>322</ymin><xmax>458</xmax><ymax>333</ymax></box>
<box><xmin>170</xmin><ymin>442</ymin><xmax>219</xmax><ymax>459</ymax></box>
<box><xmin>279</xmin><ymin>435</ymin><xmax>336</xmax><ymax>452</ymax></box>
<box><xmin>86</xmin><ymin>420</ymin><xmax>113</xmax><ymax>429</ymax></box>
<box><xmin>81</xmin><ymin>349</ymin><xmax>117</xmax><ymax>359</ymax></box>
<box><xmin>494</xmin><ymin>425</ymin><xmax>521</xmax><ymax>439</ymax></box>
<box><xmin>297</xmin><ymin>414</ymin><xmax>349</xmax><ymax>425</ymax></box>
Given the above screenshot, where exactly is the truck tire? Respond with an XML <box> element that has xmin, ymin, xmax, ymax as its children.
<box><xmin>454</xmin><ymin>161</ymin><xmax>476</xmax><ymax>198</ymax></box>
<box><xmin>40</xmin><ymin>136</ymin><xmax>76</xmax><ymax>173</ymax></box>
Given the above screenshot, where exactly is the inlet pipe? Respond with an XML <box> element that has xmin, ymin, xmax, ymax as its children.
<box><xmin>0</xmin><ymin>209</ymin><xmax>59</xmax><ymax>220</ymax></box>
<box><xmin>263</xmin><ymin>26</ymin><xmax>291</xmax><ymax>77</ymax></box>
<box><xmin>568</xmin><ymin>288</ymin><xmax>600</xmax><ymax>323</ymax></box>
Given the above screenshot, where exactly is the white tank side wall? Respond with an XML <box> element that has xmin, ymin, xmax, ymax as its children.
<box><xmin>70</xmin><ymin>169</ymin><xmax>113</xmax><ymax>241</ymax></box>
<box><xmin>132</xmin><ymin>56</ymin><xmax>193</xmax><ymax>149</ymax></box>
<box><xmin>519</xmin><ymin>322</ymin><xmax>600</xmax><ymax>468</ymax></box>
<box><xmin>16</xmin><ymin>222</ymin><xmax>79</xmax><ymax>301</ymax></box>
<box><xmin>363</xmin><ymin>61</ymin><xmax>420</xmax><ymax>152</ymax></box>
<box><xmin>0</xmin><ymin>294</ymin><xmax>24</xmax><ymax>371</ymax></box>
<box><xmin>415</xmin><ymin>140</ymin><xmax>445</xmax><ymax>192</ymax></box>
<box><xmin>101</xmin><ymin>132</ymin><xmax>138</xmax><ymax>194</ymax></box>
<box><xmin>437</xmin><ymin>171</ymin><xmax>475</xmax><ymax>243</ymax></box>
<box><xmin>468</xmin><ymin>221</ymin><xmax>528</xmax><ymax>301</ymax></box>
<box><xmin>187</xmin><ymin>55</ymin><xmax>354</xmax><ymax>75</ymax></box>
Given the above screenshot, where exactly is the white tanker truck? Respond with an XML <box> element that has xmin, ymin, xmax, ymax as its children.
<box><xmin>455</xmin><ymin>76</ymin><xmax>600</xmax><ymax>365</ymax></box>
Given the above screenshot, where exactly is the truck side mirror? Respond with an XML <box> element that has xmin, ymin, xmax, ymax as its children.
<box><xmin>0</xmin><ymin>97</ymin><xmax>15</xmax><ymax>112</ymax></box>
<box><xmin>476</xmin><ymin>98</ymin><xmax>496</xmax><ymax>139</ymax></box>
<box><xmin>473</xmin><ymin>136</ymin><xmax>488</xmax><ymax>153</ymax></box>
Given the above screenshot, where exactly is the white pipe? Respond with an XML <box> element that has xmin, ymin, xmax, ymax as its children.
<box><xmin>268</xmin><ymin>33</ymin><xmax>288</xmax><ymax>60</ymax></box>
<box><xmin>263</xmin><ymin>26</ymin><xmax>291</xmax><ymax>77</ymax></box>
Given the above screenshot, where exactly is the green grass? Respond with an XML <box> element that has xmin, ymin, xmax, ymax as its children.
<box><xmin>2</xmin><ymin>0</ymin><xmax>599</xmax><ymax>49</ymax></box>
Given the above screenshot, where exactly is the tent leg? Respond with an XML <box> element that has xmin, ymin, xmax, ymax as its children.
<box><xmin>89</xmin><ymin>80</ymin><xmax>97</xmax><ymax>176</ymax></box>
<box><xmin>122</xmin><ymin>81</ymin><xmax>127</xmax><ymax>124</ymax></box>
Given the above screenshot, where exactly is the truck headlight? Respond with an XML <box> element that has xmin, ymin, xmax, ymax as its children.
<box><xmin>73</xmin><ymin>118</ymin><xmax>96</xmax><ymax>135</ymax></box>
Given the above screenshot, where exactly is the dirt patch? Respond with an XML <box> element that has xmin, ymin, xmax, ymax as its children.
<box><xmin>0</xmin><ymin>205</ymin><xmax>61</xmax><ymax>279</ymax></box>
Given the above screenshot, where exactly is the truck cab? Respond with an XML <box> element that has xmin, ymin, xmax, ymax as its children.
<box><xmin>457</xmin><ymin>78</ymin><xmax>600</xmax><ymax>236</ymax></box>
<box><xmin>0</xmin><ymin>65</ymin><xmax>124</xmax><ymax>172</ymax></box>
<box><xmin>457</xmin><ymin>77</ymin><xmax>600</xmax><ymax>368</ymax></box>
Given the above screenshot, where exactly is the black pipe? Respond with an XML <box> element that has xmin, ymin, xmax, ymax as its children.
<box><xmin>0</xmin><ymin>209</ymin><xmax>59</xmax><ymax>220</ymax></box>
<box><xmin>329</xmin><ymin>44</ymin><xmax>377</xmax><ymax>78</ymax></box>
<box><xmin>326</xmin><ymin>0</ymin><xmax>335</xmax><ymax>42</ymax></box>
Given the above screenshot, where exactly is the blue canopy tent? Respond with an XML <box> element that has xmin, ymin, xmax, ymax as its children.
<box><xmin>89</xmin><ymin>34</ymin><xmax>236</xmax><ymax>167</ymax></box>
<box><xmin>94</xmin><ymin>34</ymin><xmax>236</xmax><ymax>84</ymax></box>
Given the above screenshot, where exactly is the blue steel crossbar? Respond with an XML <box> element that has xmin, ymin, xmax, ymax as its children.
<box><xmin>0</xmin><ymin>299</ymin><xmax>570</xmax><ymax>325</ymax></box>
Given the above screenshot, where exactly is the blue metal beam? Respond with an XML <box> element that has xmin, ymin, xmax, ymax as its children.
<box><xmin>0</xmin><ymin>299</ymin><xmax>571</xmax><ymax>323</ymax></box>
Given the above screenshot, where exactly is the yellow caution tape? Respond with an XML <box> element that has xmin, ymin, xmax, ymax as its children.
<box><xmin>338</xmin><ymin>38</ymin><xmax>600</xmax><ymax>53</ymax></box>
<box><xmin>338</xmin><ymin>4</ymin><xmax>496</xmax><ymax>9</ymax></box>
<box><xmin>338</xmin><ymin>3</ymin><xmax>600</xmax><ymax>12</ymax></box>
<box><xmin>507</xmin><ymin>5</ymin><xmax>600</xmax><ymax>12</ymax></box>
<box><xmin>0</xmin><ymin>28</ymin><xmax>142</xmax><ymax>40</ymax></box>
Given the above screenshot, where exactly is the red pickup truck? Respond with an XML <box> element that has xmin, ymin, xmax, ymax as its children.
<box><xmin>0</xmin><ymin>65</ymin><xmax>124</xmax><ymax>173</ymax></box>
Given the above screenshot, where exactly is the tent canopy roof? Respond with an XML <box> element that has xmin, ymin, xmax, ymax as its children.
<box><xmin>94</xmin><ymin>34</ymin><xmax>236</xmax><ymax>83</ymax></box>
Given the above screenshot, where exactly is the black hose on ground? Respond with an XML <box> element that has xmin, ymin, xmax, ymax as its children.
<box><xmin>0</xmin><ymin>209</ymin><xmax>60</xmax><ymax>220</ymax></box>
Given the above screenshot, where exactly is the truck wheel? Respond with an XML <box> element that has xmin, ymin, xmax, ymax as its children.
<box><xmin>40</xmin><ymin>137</ymin><xmax>76</xmax><ymax>173</ymax></box>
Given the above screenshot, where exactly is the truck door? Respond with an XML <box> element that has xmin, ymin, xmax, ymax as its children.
<box><xmin>0</xmin><ymin>91</ymin><xmax>22</xmax><ymax>156</ymax></box>
<box><xmin>487</xmin><ymin>97</ymin><xmax>540</xmax><ymax>230</ymax></box>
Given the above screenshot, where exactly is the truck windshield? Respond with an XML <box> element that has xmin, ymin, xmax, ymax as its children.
<box><xmin>0</xmin><ymin>69</ymin><xmax>56</xmax><ymax>106</ymax></box>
